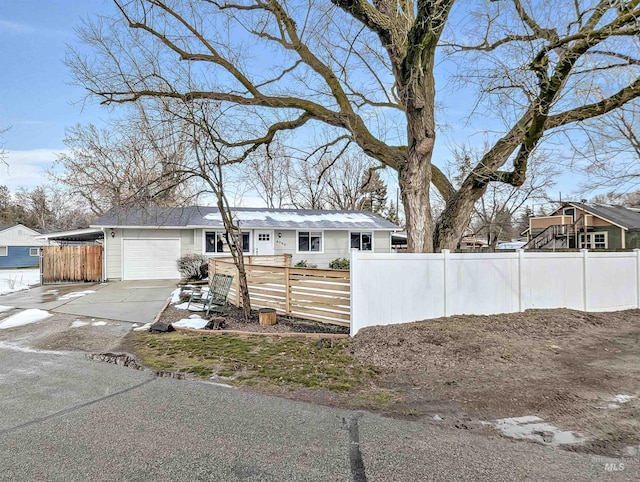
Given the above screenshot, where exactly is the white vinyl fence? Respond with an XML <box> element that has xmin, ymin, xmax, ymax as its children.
<box><xmin>350</xmin><ymin>249</ymin><xmax>640</xmax><ymax>335</ymax></box>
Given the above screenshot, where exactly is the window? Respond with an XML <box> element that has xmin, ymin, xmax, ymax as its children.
<box><xmin>205</xmin><ymin>232</ymin><xmax>226</xmax><ymax>253</ymax></box>
<box><xmin>350</xmin><ymin>232</ymin><xmax>373</xmax><ymax>251</ymax></box>
<box><xmin>298</xmin><ymin>231</ymin><xmax>322</xmax><ymax>252</ymax></box>
<box><xmin>593</xmin><ymin>233</ymin><xmax>606</xmax><ymax>249</ymax></box>
<box><xmin>0</xmin><ymin>246</ymin><xmax>6</xmax><ymax>256</ymax></box>
<box><xmin>563</xmin><ymin>207</ymin><xmax>575</xmax><ymax>220</ymax></box>
<box><xmin>29</xmin><ymin>247</ymin><xmax>39</xmax><ymax>256</ymax></box>
<box><xmin>205</xmin><ymin>231</ymin><xmax>250</xmax><ymax>254</ymax></box>
<box><xmin>242</xmin><ymin>233</ymin><xmax>250</xmax><ymax>253</ymax></box>
<box><xmin>579</xmin><ymin>232</ymin><xmax>607</xmax><ymax>249</ymax></box>
<box><xmin>258</xmin><ymin>233</ymin><xmax>270</xmax><ymax>241</ymax></box>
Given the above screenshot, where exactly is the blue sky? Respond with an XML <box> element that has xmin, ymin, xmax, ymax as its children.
<box><xmin>0</xmin><ymin>0</ymin><xmax>586</xmax><ymax>205</ymax></box>
<box><xmin>0</xmin><ymin>0</ymin><xmax>111</xmax><ymax>190</ymax></box>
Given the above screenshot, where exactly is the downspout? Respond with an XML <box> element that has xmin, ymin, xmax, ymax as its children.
<box><xmin>101</xmin><ymin>227</ymin><xmax>107</xmax><ymax>283</ymax></box>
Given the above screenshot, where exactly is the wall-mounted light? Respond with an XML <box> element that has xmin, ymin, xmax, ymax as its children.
<box><xmin>278</xmin><ymin>232</ymin><xmax>282</xmax><ymax>238</ymax></box>
<box><xmin>110</xmin><ymin>229</ymin><xmax>115</xmax><ymax>238</ymax></box>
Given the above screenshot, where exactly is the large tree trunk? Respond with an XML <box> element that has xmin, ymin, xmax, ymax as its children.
<box><xmin>433</xmin><ymin>183</ymin><xmax>488</xmax><ymax>251</ymax></box>
<box><xmin>398</xmin><ymin>57</ymin><xmax>437</xmax><ymax>253</ymax></box>
<box><xmin>400</xmin><ymin>154</ymin><xmax>433</xmax><ymax>253</ymax></box>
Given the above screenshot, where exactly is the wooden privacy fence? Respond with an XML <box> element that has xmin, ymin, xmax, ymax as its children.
<box><xmin>41</xmin><ymin>246</ymin><xmax>103</xmax><ymax>284</ymax></box>
<box><xmin>209</xmin><ymin>255</ymin><xmax>350</xmax><ymax>327</ymax></box>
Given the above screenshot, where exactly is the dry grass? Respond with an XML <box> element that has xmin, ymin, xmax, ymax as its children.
<box><xmin>129</xmin><ymin>331</ymin><xmax>378</xmax><ymax>391</ymax></box>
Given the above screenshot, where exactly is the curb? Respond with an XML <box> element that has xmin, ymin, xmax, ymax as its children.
<box><xmin>173</xmin><ymin>327</ymin><xmax>349</xmax><ymax>339</ymax></box>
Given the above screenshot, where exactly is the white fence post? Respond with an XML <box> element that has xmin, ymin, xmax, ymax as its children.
<box><xmin>518</xmin><ymin>249</ymin><xmax>525</xmax><ymax>312</ymax></box>
<box><xmin>350</xmin><ymin>249</ymin><xmax>356</xmax><ymax>337</ymax></box>
<box><xmin>635</xmin><ymin>249</ymin><xmax>640</xmax><ymax>309</ymax></box>
<box><xmin>581</xmin><ymin>249</ymin><xmax>589</xmax><ymax>312</ymax></box>
<box><xmin>442</xmin><ymin>249</ymin><xmax>450</xmax><ymax>317</ymax></box>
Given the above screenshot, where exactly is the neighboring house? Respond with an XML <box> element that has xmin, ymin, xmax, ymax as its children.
<box><xmin>525</xmin><ymin>202</ymin><xmax>640</xmax><ymax>250</ymax></box>
<box><xmin>0</xmin><ymin>224</ymin><xmax>44</xmax><ymax>268</ymax></box>
<box><xmin>496</xmin><ymin>240</ymin><xmax>527</xmax><ymax>250</ymax></box>
<box><xmin>459</xmin><ymin>236</ymin><xmax>489</xmax><ymax>251</ymax></box>
<box><xmin>91</xmin><ymin>206</ymin><xmax>400</xmax><ymax>280</ymax></box>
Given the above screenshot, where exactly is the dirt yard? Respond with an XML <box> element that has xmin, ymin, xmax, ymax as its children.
<box><xmin>349</xmin><ymin>309</ymin><xmax>640</xmax><ymax>458</ymax></box>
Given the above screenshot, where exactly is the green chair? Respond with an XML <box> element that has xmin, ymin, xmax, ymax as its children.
<box><xmin>187</xmin><ymin>273</ymin><xmax>234</xmax><ymax>316</ymax></box>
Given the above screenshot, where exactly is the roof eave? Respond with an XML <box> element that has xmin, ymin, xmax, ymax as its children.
<box><xmin>567</xmin><ymin>202</ymin><xmax>630</xmax><ymax>231</ymax></box>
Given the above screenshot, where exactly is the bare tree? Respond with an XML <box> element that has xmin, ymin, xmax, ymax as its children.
<box><xmin>323</xmin><ymin>153</ymin><xmax>388</xmax><ymax>211</ymax></box>
<box><xmin>286</xmin><ymin>156</ymin><xmax>330</xmax><ymax>210</ymax></box>
<box><xmin>591</xmin><ymin>190</ymin><xmax>640</xmax><ymax>206</ymax></box>
<box><xmin>69</xmin><ymin>0</ymin><xmax>640</xmax><ymax>252</ymax></box>
<box><xmin>178</xmin><ymin>101</ymin><xmax>253</xmax><ymax>320</ymax></box>
<box><xmin>240</xmin><ymin>144</ymin><xmax>293</xmax><ymax>208</ymax></box>
<box><xmin>572</xmin><ymin>98</ymin><xmax>640</xmax><ymax>193</ymax></box>
<box><xmin>52</xmin><ymin>106</ymin><xmax>195</xmax><ymax>215</ymax></box>
<box><xmin>5</xmin><ymin>185</ymin><xmax>93</xmax><ymax>231</ymax></box>
<box><xmin>452</xmin><ymin>147</ymin><xmax>557</xmax><ymax>248</ymax></box>
<box><xmin>0</xmin><ymin>126</ymin><xmax>9</xmax><ymax>168</ymax></box>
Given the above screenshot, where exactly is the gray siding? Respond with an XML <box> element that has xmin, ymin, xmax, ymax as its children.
<box><xmin>105</xmin><ymin>228</ymin><xmax>187</xmax><ymax>280</ymax></box>
<box><xmin>107</xmin><ymin>227</ymin><xmax>395</xmax><ymax>277</ymax></box>
<box><xmin>273</xmin><ymin>229</ymin><xmax>392</xmax><ymax>268</ymax></box>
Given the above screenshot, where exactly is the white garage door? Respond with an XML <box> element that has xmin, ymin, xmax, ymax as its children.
<box><xmin>122</xmin><ymin>238</ymin><xmax>181</xmax><ymax>280</ymax></box>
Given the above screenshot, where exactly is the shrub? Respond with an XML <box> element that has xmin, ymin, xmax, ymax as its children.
<box><xmin>177</xmin><ymin>254</ymin><xmax>209</xmax><ymax>280</ymax></box>
<box><xmin>329</xmin><ymin>258</ymin><xmax>350</xmax><ymax>270</ymax></box>
<box><xmin>294</xmin><ymin>259</ymin><xmax>317</xmax><ymax>268</ymax></box>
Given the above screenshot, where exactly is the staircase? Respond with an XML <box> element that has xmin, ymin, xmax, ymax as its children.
<box><xmin>524</xmin><ymin>215</ymin><xmax>584</xmax><ymax>250</ymax></box>
<box><xmin>523</xmin><ymin>225</ymin><xmax>567</xmax><ymax>249</ymax></box>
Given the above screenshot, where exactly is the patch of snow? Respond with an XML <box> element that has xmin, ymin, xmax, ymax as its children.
<box><xmin>624</xmin><ymin>445</ymin><xmax>640</xmax><ymax>457</ymax></box>
<box><xmin>0</xmin><ymin>269</ymin><xmax>40</xmax><ymax>295</ymax></box>
<box><xmin>174</xmin><ymin>301</ymin><xmax>204</xmax><ymax>311</ymax></box>
<box><xmin>488</xmin><ymin>416</ymin><xmax>587</xmax><ymax>446</ymax></box>
<box><xmin>133</xmin><ymin>323</ymin><xmax>152</xmax><ymax>331</ymax></box>
<box><xmin>0</xmin><ymin>341</ymin><xmax>67</xmax><ymax>355</ymax></box>
<box><xmin>57</xmin><ymin>290</ymin><xmax>96</xmax><ymax>301</ymax></box>
<box><xmin>70</xmin><ymin>320</ymin><xmax>89</xmax><ymax>328</ymax></box>
<box><xmin>207</xmin><ymin>381</ymin><xmax>235</xmax><ymax>389</ymax></box>
<box><xmin>92</xmin><ymin>321</ymin><xmax>107</xmax><ymax>326</ymax></box>
<box><xmin>0</xmin><ymin>309</ymin><xmax>52</xmax><ymax>330</ymax></box>
<box><xmin>203</xmin><ymin>210</ymin><xmax>376</xmax><ymax>224</ymax></box>
<box><xmin>601</xmin><ymin>394</ymin><xmax>638</xmax><ymax>409</ymax></box>
<box><xmin>173</xmin><ymin>316</ymin><xmax>208</xmax><ymax>329</ymax></box>
<box><xmin>0</xmin><ymin>305</ymin><xmax>14</xmax><ymax>313</ymax></box>
<box><xmin>612</xmin><ymin>394</ymin><xmax>636</xmax><ymax>404</ymax></box>
<box><xmin>169</xmin><ymin>288</ymin><xmax>182</xmax><ymax>304</ymax></box>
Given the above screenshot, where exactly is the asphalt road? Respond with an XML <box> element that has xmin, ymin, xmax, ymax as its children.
<box><xmin>0</xmin><ymin>340</ymin><xmax>637</xmax><ymax>481</ymax></box>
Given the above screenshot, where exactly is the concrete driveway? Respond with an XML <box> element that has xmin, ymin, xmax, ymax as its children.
<box><xmin>0</xmin><ymin>280</ymin><xmax>177</xmax><ymax>324</ymax></box>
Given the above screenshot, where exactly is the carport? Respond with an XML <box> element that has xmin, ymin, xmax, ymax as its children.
<box><xmin>36</xmin><ymin>228</ymin><xmax>105</xmax><ymax>284</ymax></box>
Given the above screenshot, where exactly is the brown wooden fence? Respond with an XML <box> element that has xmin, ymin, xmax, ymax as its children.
<box><xmin>41</xmin><ymin>246</ymin><xmax>103</xmax><ymax>284</ymax></box>
<box><xmin>209</xmin><ymin>255</ymin><xmax>350</xmax><ymax>326</ymax></box>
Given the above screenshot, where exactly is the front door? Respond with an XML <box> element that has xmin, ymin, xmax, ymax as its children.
<box><xmin>254</xmin><ymin>230</ymin><xmax>274</xmax><ymax>255</ymax></box>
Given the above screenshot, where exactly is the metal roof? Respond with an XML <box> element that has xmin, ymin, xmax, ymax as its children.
<box><xmin>36</xmin><ymin>228</ymin><xmax>105</xmax><ymax>242</ymax></box>
<box><xmin>91</xmin><ymin>206</ymin><xmax>400</xmax><ymax>230</ymax></box>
